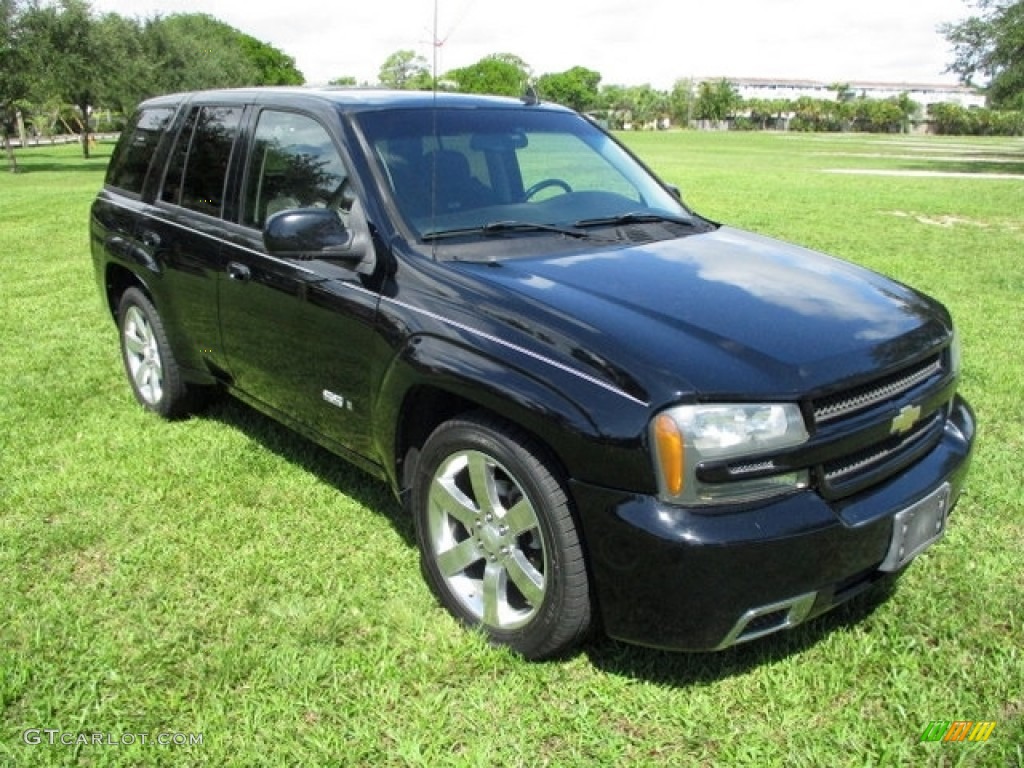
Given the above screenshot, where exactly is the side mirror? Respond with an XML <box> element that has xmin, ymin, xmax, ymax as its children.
<box><xmin>263</xmin><ymin>201</ymin><xmax>375</xmax><ymax>272</ymax></box>
<box><xmin>665</xmin><ymin>184</ymin><xmax>682</xmax><ymax>201</ymax></box>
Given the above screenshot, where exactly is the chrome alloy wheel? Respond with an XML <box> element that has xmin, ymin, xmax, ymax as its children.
<box><xmin>426</xmin><ymin>449</ymin><xmax>549</xmax><ymax>630</ymax></box>
<box><xmin>122</xmin><ymin>305</ymin><xmax>164</xmax><ymax>406</ymax></box>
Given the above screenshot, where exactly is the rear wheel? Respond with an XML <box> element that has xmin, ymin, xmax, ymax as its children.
<box><xmin>117</xmin><ymin>287</ymin><xmax>192</xmax><ymax>418</ymax></box>
<box><xmin>411</xmin><ymin>414</ymin><xmax>591</xmax><ymax>659</ymax></box>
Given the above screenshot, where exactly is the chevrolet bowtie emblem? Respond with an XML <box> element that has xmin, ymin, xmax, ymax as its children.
<box><xmin>891</xmin><ymin>404</ymin><xmax>922</xmax><ymax>435</ymax></box>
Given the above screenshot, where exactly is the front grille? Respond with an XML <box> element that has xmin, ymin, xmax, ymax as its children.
<box><xmin>809</xmin><ymin>352</ymin><xmax>950</xmax><ymax>500</ymax></box>
<box><xmin>813</xmin><ymin>355</ymin><xmax>943</xmax><ymax>424</ymax></box>
<box><xmin>821</xmin><ymin>412</ymin><xmax>943</xmax><ymax>496</ymax></box>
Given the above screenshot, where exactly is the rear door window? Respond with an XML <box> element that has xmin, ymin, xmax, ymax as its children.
<box><xmin>160</xmin><ymin>105</ymin><xmax>242</xmax><ymax>217</ymax></box>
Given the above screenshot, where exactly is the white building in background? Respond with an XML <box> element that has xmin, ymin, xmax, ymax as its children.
<box><xmin>703</xmin><ymin>77</ymin><xmax>985</xmax><ymax>108</ymax></box>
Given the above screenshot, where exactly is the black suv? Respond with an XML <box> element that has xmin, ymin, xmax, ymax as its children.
<box><xmin>91</xmin><ymin>87</ymin><xmax>975</xmax><ymax>659</ymax></box>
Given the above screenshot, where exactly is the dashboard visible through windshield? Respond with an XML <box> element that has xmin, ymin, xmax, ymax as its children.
<box><xmin>355</xmin><ymin>107</ymin><xmax>694</xmax><ymax>243</ymax></box>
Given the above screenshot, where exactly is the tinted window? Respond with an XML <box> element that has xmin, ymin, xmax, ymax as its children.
<box><xmin>242</xmin><ymin>110</ymin><xmax>350</xmax><ymax>229</ymax></box>
<box><xmin>106</xmin><ymin>107</ymin><xmax>174</xmax><ymax>194</ymax></box>
<box><xmin>160</xmin><ymin>106</ymin><xmax>242</xmax><ymax>217</ymax></box>
<box><xmin>357</xmin><ymin>108</ymin><xmax>686</xmax><ymax>239</ymax></box>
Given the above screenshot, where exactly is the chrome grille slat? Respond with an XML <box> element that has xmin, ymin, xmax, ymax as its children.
<box><xmin>824</xmin><ymin>413</ymin><xmax>940</xmax><ymax>484</ymax></box>
<box><xmin>814</xmin><ymin>357</ymin><xmax>943</xmax><ymax>424</ymax></box>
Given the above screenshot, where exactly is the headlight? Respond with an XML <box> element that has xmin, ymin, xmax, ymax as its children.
<box><xmin>651</xmin><ymin>403</ymin><xmax>810</xmax><ymax>506</ymax></box>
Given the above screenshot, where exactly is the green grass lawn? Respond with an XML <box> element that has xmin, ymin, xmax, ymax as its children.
<box><xmin>1</xmin><ymin>133</ymin><xmax>1022</xmax><ymax>767</ymax></box>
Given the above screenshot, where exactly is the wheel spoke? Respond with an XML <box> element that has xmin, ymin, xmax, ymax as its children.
<box><xmin>503</xmin><ymin>497</ymin><xmax>539</xmax><ymax>536</ymax></box>
<box><xmin>148</xmin><ymin>365</ymin><xmax>162</xmax><ymax>401</ymax></box>
<box><xmin>429</xmin><ymin>474</ymin><xmax>478</xmax><ymax>529</ymax></box>
<box><xmin>436</xmin><ymin>537</ymin><xmax>484</xmax><ymax>577</ymax></box>
<box><xmin>467</xmin><ymin>452</ymin><xmax>499</xmax><ymax>516</ymax></box>
<box><xmin>505</xmin><ymin>549</ymin><xmax>545</xmax><ymax>606</ymax></box>
<box><xmin>481</xmin><ymin>561</ymin><xmax>504</xmax><ymax>626</ymax></box>
<box><xmin>133</xmin><ymin>360</ymin><xmax>152</xmax><ymax>392</ymax></box>
<box><xmin>124</xmin><ymin>328</ymin><xmax>147</xmax><ymax>356</ymax></box>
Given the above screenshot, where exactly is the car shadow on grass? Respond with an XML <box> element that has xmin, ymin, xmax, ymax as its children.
<box><xmin>583</xmin><ymin>575</ymin><xmax>900</xmax><ymax>684</ymax></box>
<box><xmin>201</xmin><ymin>395</ymin><xmax>415</xmax><ymax>548</ymax></box>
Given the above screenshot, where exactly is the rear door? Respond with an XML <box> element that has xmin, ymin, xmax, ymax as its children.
<box><xmin>142</xmin><ymin>102</ymin><xmax>245</xmax><ymax>374</ymax></box>
<box><xmin>217</xmin><ymin>107</ymin><xmax>380</xmax><ymax>462</ymax></box>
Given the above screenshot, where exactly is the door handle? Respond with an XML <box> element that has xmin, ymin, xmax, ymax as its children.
<box><xmin>227</xmin><ymin>262</ymin><xmax>251</xmax><ymax>282</ymax></box>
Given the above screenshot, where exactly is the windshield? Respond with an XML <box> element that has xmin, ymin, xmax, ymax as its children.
<box><xmin>355</xmin><ymin>107</ymin><xmax>692</xmax><ymax>240</ymax></box>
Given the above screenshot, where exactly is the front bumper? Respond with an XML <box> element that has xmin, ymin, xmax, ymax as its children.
<box><xmin>572</xmin><ymin>396</ymin><xmax>975</xmax><ymax>651</ymax></box>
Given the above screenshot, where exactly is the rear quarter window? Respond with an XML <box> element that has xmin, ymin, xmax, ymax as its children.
<box><xmin>105</xmin><ymin>107</ymin><xmax>175</xmax><ymax>194</ymax></box>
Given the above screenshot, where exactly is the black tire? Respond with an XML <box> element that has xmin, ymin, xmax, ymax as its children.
<box><xmin>116</xmin><ymin>287</ymin><xmax>192</xmax><ymax>419</ymax></box>
<box><xmin>411</xmin><ymin>414</ymin><xmax>592</xmax><ymax>659</ymax></box>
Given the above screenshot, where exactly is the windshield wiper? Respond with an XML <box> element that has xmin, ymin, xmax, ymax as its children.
<box><xmin>574</xmin><ymin>211</ymin><xmax>697</xmax><ymax>228</ymax></box>
<box><xmin>422</xmin><ymin>220</ymin><xmax>598</xmax><ymax>242</ymax></box>
<box><xmin>483</xmin><ymin>220</ymin><xmax>595</xmax><ymax>237</ymax></box>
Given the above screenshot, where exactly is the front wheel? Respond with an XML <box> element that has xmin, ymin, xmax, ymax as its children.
<box><xmin>411</xmin><ymin>415</ymin><xmax>592</xmax><ymax>659</ymax></box>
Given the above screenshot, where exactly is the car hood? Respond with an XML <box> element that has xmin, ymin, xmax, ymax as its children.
<box><xmin>454</xmin><ymin>226</ymin><xmax>952</xmax><ymax>405</ymax></box>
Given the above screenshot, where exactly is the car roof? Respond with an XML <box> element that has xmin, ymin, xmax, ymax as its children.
<box><xmin>137</xmin><ymin>86</ymin><xmax>572</xmax><ymax>115</ymax></box>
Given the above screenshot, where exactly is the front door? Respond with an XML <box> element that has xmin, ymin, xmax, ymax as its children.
<box><xmin>218</xmin><ymin>109</ymin><xmax>379</xmax><ymax>462</ymax></box>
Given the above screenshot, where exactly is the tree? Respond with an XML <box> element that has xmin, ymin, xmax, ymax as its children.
<box><xmin>237</xmin><ymin>33</ymin><xmax>303</xmax><ymax>86</ymax></box>
<box><xmin>828</xmin><ymin>82</ymin><xmax>855</xmax><ymax>103</ymax></box>
<box><xmin>745</xmin><ymin>98</ymin><xmax>775</xmax><ymax>130</ymax></box>
<box><xmin>21</xmin><ymin>0</ymin><xmax>102</xmax><ymax>158</ymax></box>
<box><xmin>594</xmin><ymin>83</ymin><xmax>630</xmax><ymax>128</ymax></box>
<box><xmin>536</xmin><ymin>66</ymin><xmax>601</xmax><ymax>112</ymax></box>
<box><xmin>141</xmin><ymin>13</ymin><xmax>302</xmax><ymax>96</ymax></box>
<box><xmin>446</xmin><ymin>53</ymin><xmax>529</xmax><ymax>96</ymax></box>
<box><xmin>378</xmin><ymin>49</ymin><xmax>431</xmax><ymax>90</ymax></box>
<box><xmin>852</xmin><ymin>98</ymin><xmax>905</xmax><ymax>132</ymax></box>
<box><xmin>894</xmin><ymin>91</ymin><xmax>921</xmax><ymax>132</ymax></box>
<box><xmin>329</xmin><ymin>76</ymin><xmax>358</xmax><ymax>86</ymax></box>
<box><xmin>628</xmin><ymin>84</ymin><xmax>667</xmax><ymax>128</ymax></box>
<box><xmin>668</xmin><ymin>78</ymin><xmax>695</xmax><ymax>127</ymax></box>
<box><xmin>93</xmin><ymin>11</ymin><xmax>147</xmax><ymax>114</ymax></box>
<box><xmin>693</xmin><ymin>79</ymin><xmax>741</xmax><ymax>122</ymax></box>
<box><xmin>791</xmin><ymin>96</ymin><xmax>827</xmax><ymax>131</ymax></box>
<box><xmin>827</xmin><ymin>82</ymin><xmax>856</xmax><ymax>130</ymax></box>
<box><xmin>1</xmin><ymin>0</ymin><xmax>31</xmax><ymax>170</ymax></box>
<box><xmin>942</xmin><ymin>0</ymin><xmax>1024</xmax><ymax>109</ymax></box>
<box><xmin>928</xmin><ymin>100</ymin><xmax>1023</xmax><ymax>134</ymax></box>
<box><xmin>20</xmin><ymin>6</ymin><xmax>305</xmax><ymax>159</ymax></box>
<box><xmin>929</xmin><ymin>101</ymin><xmax>974</xmax><ymax>133</ymax></box>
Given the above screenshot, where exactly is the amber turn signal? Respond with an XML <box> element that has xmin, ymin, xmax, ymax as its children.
<box><xmin>654</xmin><ymin>413</ymin><xmax>684</xmax><ymax>497</ymax></box>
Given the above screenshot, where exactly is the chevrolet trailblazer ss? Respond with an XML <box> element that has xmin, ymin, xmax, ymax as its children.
<box><xmin>91</xmin><ymin>88</ymin><xmax>974</xmax><ymax>659</ymax></box>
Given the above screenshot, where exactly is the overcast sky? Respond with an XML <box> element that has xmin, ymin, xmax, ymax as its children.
<box><xmin>89</xmin><ymin>0</ymin><xmax>973</xmax><ymax>89</ymax></box>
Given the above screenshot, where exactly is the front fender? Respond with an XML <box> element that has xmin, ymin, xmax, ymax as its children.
<box><xmin>373</xmin><ymin>333</ymin><xmax>654</xmax><ymax>495</ymax></box>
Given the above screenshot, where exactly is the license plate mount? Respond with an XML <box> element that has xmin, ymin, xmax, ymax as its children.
<box><xmin>878</xmin><ymin>483</ymin><xmax>952</xmax><ymax>572</ymax></box>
